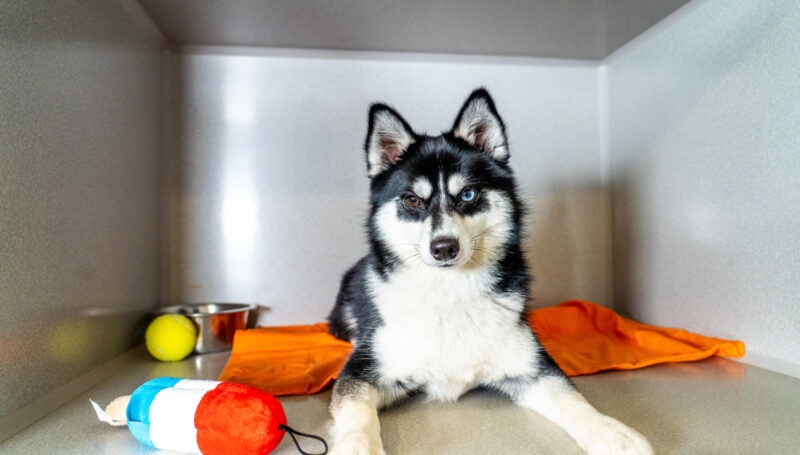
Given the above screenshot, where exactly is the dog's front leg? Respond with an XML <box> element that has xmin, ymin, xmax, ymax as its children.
<box><xmin>507</xmin><ymin>375</ymin><xmax>654</xmax><ymax>455</ymax></box>
<box><xmin>329</xmin><ymin>375</ymin><xmax>392</xmax><ymax>455</ymax></box>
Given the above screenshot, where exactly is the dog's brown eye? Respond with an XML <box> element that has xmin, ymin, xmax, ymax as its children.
<box><xmin>404</xmin><ymin>195</ymin><xmax>421</xmax><ymax>208</ymax></box>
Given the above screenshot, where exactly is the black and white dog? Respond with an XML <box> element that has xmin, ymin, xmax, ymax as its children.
<box><xmin>327</xmin><ymin>89</ymin><xmax>653</xmax><ymax>455</ymax></box>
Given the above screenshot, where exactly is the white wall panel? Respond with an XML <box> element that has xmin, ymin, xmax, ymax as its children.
<box><xmin>608</xmin><ymin>0</ymin><xmax>800</xmax><ymax>372</ymax></box>
<box><xmin>162</xmin><ymin>50</ymin><xmax>609</xmax><ymax>325</ymax></box>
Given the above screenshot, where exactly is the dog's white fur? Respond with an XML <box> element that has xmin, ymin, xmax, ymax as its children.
<box><xmin>446</xmin><ymin>174</ymin><xmax>468</xmax><ymax>196</ymax></box>
<box><xmin>411</xmin><ymin>177</ymin><xmax>433</xmax><ymax>200</ymax></box>
<box><xmin>370</xmin><ymin>264</ymin><xmax>535</xmax><ymax>400</ymax></box>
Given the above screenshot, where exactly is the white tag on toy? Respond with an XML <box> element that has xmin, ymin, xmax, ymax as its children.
<box><xmin>91</xmin><ymin>399</ymin><xmax>113</xmax><ymax>423</ymax></box>
<box><xmin>90</xmin><ymin>399</ymin><xmax>127</xmax><ymax>426</ymax></box>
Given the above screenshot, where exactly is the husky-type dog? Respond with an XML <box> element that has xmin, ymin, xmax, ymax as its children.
<box><xmin>327</xmin><ymin>89</ymin><xmax>653</xmax><ymax>455</ymax></box>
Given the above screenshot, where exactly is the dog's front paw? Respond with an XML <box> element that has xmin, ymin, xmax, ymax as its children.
<box><xmin>330</xmin><ymin>433</ymin><xmax>386</xmax><ymax>455</ymax></box>
<box><xmin>580</xmin><ymin>416</ymin><xmax>654</xmax><ymax>455</ymax></box>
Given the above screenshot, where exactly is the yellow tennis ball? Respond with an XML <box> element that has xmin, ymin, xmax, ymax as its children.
<box><xmin>145</xmin><ymin>314</ymin><xmax>198</xmax><ymax>362</ymax></box>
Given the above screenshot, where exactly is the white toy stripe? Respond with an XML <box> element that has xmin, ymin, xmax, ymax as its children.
<box><xmin>174</xmin><ymin>378</ymin><xmax>221</xmax><ymax>390</ymax></box>
<box><xmin>147</xmin><ymin>379</ymin><xmax>219</xmax><ymax>453</ymax></box>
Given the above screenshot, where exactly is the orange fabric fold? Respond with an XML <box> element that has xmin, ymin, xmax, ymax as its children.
<box><xmin>526</xmin><ymin>300</ymin><xmax>744</xmax><ymax>376</ymax></box>
<box><xmin>218</xmin><ymin>323</ymin><xmax>352</xmax><ymax>396</ymax></box>
<box><xmin>218</xmin><ymin>300</ymin><xmax>744</xmax><ymax>395</ymax></box>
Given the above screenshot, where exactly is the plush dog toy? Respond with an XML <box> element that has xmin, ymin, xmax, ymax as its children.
<box><xmin>92</xmin><ymin>377</ymin><xmax>326</xmax><ymax>455</ymax></box>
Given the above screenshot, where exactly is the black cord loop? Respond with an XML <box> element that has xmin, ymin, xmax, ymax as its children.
<box><xmin>279</xmin><ymin>423</ymin><xmax>328</xmax><ymax>455</ymax></box>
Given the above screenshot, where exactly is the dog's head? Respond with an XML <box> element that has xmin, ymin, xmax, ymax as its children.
<box><xmin>366</xmin><ymin>89</ymin><xmax>522</xmax><ymax>271</ymax></box>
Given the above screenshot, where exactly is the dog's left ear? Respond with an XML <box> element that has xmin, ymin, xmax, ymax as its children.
<box><xmin>365</xmin><ymin>104</ymin><xmax>417</xmax><ymax>178</ymax></box>
<box><xmin>452</xmin><ymin>88</ymin><xmax>509</xmax><ymax>161</ymax></box>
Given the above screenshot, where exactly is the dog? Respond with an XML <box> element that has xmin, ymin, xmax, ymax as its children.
<box><xmin>326</xmin><ymin>89</ymin><xmax>654</xmax><ymax>455</ymax></box>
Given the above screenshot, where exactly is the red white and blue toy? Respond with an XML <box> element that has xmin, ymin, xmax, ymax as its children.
<box><xmin>92</xmin><ymin>377</ymin><xmax>326</xmax><ymax>455</ymax></box>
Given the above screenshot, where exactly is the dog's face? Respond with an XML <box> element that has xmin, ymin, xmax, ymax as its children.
<box><xmin>365</xmin><ymin>90</ymin><xmax>521</xmax><ymax>270</ymax></box>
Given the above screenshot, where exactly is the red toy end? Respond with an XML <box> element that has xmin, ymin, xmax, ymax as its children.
<box><xmin>195</xmin><ymin>382</ymin><xmax>288</xmax><ymax>455</ymax></box>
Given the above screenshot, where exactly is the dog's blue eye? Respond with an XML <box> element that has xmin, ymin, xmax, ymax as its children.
<box><xmin>461</xmin><ymin>189</ymin><xmax>476</xmax><ymax>202</ymax></box>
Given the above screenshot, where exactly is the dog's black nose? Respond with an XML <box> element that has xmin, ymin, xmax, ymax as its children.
<box><xmin>430</xmin><ymin>238</ymin><xmax>460</xmax><ymax>262</ymax></box>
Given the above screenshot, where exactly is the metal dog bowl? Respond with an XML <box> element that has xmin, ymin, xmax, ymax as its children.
<box><xmin>158</xmin><ymin>303</ymin><xmax>258</xmax><ymax>354</ymax></box>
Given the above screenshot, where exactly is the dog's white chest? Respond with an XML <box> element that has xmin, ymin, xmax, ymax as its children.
<box><xmin>370</xmin><ymin>267</ymin><xmax>535</xmax><ymax>401</ymax></box>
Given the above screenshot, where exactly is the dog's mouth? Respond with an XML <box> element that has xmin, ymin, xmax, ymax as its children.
<box><xmin>424</xmin><ymin>255</ymin><xmax>465</xmax><ymax>269</ymax></box>
<box><xmin>418</xmin><ymin>255</ymin><xmax>462</xmax><ymax>269</ymax></box>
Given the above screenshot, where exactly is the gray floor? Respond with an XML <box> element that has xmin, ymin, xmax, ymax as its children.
<box><xmin>2</xmin><ymin>352</ymin><xmax>798</xmax><ymax>454</ymax></box>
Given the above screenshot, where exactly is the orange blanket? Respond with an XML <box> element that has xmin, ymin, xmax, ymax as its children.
<box><xmin>218</xmin><ymin>300</ymin><xmax>744</xmax><ymax>395</ymax></box>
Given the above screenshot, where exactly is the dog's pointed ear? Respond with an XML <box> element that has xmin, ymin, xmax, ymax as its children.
<box><xmin>452</xmin><ymin>89</ymin><xmax>508</xmax><ymax>161</ymax></box>
<box><xmin>365</xmin><ymin>104</ymin><xmax>416</xmax><ymax>178</ymax></box>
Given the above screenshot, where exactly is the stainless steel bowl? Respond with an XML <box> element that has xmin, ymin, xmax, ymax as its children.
<box><xmin>158</xmin><ymin>303</ymin><xmax>257</xmax><ymax>354</ymax></box>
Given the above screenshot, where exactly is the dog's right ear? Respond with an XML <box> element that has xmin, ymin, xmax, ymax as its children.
<box><xmin>365</xmin><ymin>104</ymin><xmax>416</xmax><ymax>178</ymax></box>
<box><xmin>452</xmin><ymin>88</ymin><xmax>508</xmax><ymax>161</ymax></box>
